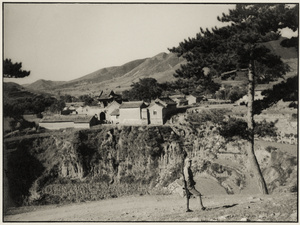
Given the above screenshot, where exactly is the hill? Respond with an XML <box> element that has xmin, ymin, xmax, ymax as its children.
<box><xmin>20</xmin><ymin>37</ymin><xmax>297</xmax><ymax>97</ymax></box>
<box><xmin>3</xmin><ymin>82</ymin><xmax>53</xmax><ymax>102</ymax></box>
<box><xmin>4</xmin><ymin>82</ymin><xmax>40</xmax><ymax>101</ymax></box>
<box><xmin>264</xmin><ymin>37</ymin><xmax>298</xmax><ymax>60</ymax></box>
<box><xmin>214</xmin><ymin>37</ymin><xmax>298</xmax><ymax>88</ymax></box>
<box><xmin>20</xmin><ymin>52</ymin><xmax>186</xmax><ymax>96</ymax></box>
<box><xmin>24</xmin><ymin>80</ymin><xmax>66</xmax><ymax>91</ymax></box>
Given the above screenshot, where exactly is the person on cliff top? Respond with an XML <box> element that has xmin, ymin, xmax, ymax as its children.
<box><xmin>183</xmin><ymin>157</ymin><xmax>206</xmax><ymax>212</ymax></box>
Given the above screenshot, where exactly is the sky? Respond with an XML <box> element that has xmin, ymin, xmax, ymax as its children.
<box><xmin>3</xmin><ymin>3</ymin><xmax>298</xmax><ymax>85</ymax></box>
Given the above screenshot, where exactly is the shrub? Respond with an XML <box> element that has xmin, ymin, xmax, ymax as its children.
<box><xmin>289</xmin><ymin>102</ymin><xmax>298</xmax><ymax>108</ymax></box>
<box><xmin>291</xmin><ymin>113</ymin><xmax>297</xmax><ymax>120</ymax></box>
<box><xmin>219</xmin><ymin>118</ymin><xmax>249</xmax><ymax>141</ymax></box>
<box><xmin>92</xmin><ymin>174</ymin><xmax>110</xmax><ymax>183</ymax></box>
<box><xmin>265</xmin><ymin>146</ymin><xmax>278</xmax><ymax>153</ymax></box>
<box><xmin>254</xmin><ymin>120</ymin><xmax>278</xmax><ymax>137</ymax></box>
<box><xmin>186</xmin><ymin>109</ymin><xmax>228</xmax><ymax>125</ymax></box>
<box><xmin>120</xmin><ymin>174</ymin><xmax>135</xmax><ymax>184</ymax></box>
<box><xmin>290</xmin><ymin>183</ymin><xmax>297</xmax><ymax>193</ymax></box>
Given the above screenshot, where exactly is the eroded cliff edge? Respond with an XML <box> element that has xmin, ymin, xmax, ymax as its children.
<box><xmin>4</xmin><ymin>124</ymin><xmax>297</xmax><ymax>208</ymax></box>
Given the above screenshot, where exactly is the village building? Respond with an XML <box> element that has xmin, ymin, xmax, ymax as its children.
<box><xmin>97</xmin><ymin>90</ymin><xmax>122</xmax><ymax>107</ymax></box>
<box><xmin>61</xmin><ymin>105</ymin><xmax>77</xmax><ymax>115</ymax></box>
<box><xmin>110</xmin><ymin>109</ymin><xmax>120</xmax><ymax>124</ymax></box>
<box><xmin>76</xmin><ymin>105</ymin><xmax>105</xmax><ymax>118</ymax></box>
<box><xmin>169</xmin><ymin>95</ymin><xmax>188</xmax><ymax>106</ymax></box>
<box><xmin>146</xmin><ymin>97</ymin><xmax>177</xmax><ymax>125</ymax></box>
<box><xmin>186</xmin><ymin>94</ymin><xmax>202</xmax><ymax>105</ymax></box>
<box><xmin>154</xmin><ymin>97</ymin><xmax>177</xmax><ymax>115</ymax></box>
<box><xmin>39</xmin><ymin>115</ymin><xmax>98</xmax><ymax>130</ymax></box>
<box><xmin>235</xmin><ymin>89</ymin><xmax>265</xmax><ymax>105</ymax></box>
<box><xmin>119</xmin><ymin>101</ymin><xmax>149</xmax><ymax>125</ymax></box>
<box><xmin>73</xmin><ymin>116</ymin><xmax>99</xmax><ymax>129</ymax></box>
<box><xmin>105</xmin><ymin>100</ymin><xmax>121</xmax><ymax>122</ymax></box>
<box><xmin>41</xmin><ymin>96</ymin><xmax>182</xmax><ymax>129</ymax></box>
<box><xmin>147</xmin><ymin>101</ymin><xmax>165</xmax><ymax>125</ymax></box>
<box><xmin>66</xmin><ymin>102</ymin><xmax>85</xmax><ymax>108</ymax></box>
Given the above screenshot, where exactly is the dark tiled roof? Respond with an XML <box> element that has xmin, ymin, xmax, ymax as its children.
<box><xmin>169</xmin><ymin>95</ymin><xmax>186</xmax><ymax>99</ymax></box>
<box><xmin>66</xmin><ymin>102</ymin><xmax>85</xmax><ymax>107</ymax></box>
<box><xmin>119</xmin><ymin>101</ymin><xmax>145</xmax><ymax>109</ymax></box>
<box><xmin>40</xmin><ymin>115</ymin><xmax>93</xmax><ymax>123</ymax></box>
<box><xmin>148</xmin><ymin>102</ymin><xmax>165</xmax><ymax>108</ymax></box>
<box><xmin>157</xmin><ymin>97</ymin><xmax>177</xmax><ymax>105</ymax></box>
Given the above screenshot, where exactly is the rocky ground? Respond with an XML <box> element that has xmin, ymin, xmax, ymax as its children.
<box><xmin>4</xmin><ymin>192</ymin><xmax>297</xmax><ymax>222</ymax></box>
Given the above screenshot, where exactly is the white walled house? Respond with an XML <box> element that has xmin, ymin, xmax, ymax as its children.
<box><xmin>236</xmin><ymin>90</ymin><xmax>265</xmax><ymax>105</ymax></box>
<box><xmin>169</xmin><ymin>95</ymin><xmax>188</xmax><ymax>106</ymax></box>
<box><xmin>76</xmin><ymin>106</ymin><xmax>102</xmax><ymax>116</ymax></box>
<box><xmin>110</xmin><ymin>109</ymin><xmax>120</xmax><ymax>124</ymax></box>
<box><xmin>154</xmin><ymin>97</ymin><xmax>177</xmax><ymax>117</ymax></box>
<box><xmin>119</xmin><ymin>101</ymin><xmax>148</xmax><ymax>125</ymax></box>
<box><xmin>39</xmin><ymin>121</ymin><xmax>74</xmax><ymax>130</ymax></box>
<box><xmin>39</xmin><ymin>115</ymin><xmax>98</xmax><ymax>130</ymax></box>
<box><xmin>148</xmin><ymin>102</ymin><xmax>165</xmax><ymax>125</ymax></box>
<box><xmin>105</xmin><ymin>101</ymin><xmax>121</xmax><ymax>122</ymax></box>
<box><xmin>76</xmin><ymin>105</ymin><xmax>107</xmax><ymax>122</ymax></box>
<box><xmin>186</xmin><ymin>94</ymin><xmax>202</xmax><ymax>105</ymax></box>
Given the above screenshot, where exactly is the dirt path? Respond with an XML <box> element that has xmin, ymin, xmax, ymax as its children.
<box><xmin>4</xmin><ymin>192</ymin><xmax>297</xmax><ymax>222</ymax></box>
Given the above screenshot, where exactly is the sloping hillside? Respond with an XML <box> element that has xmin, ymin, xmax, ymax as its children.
<box><xmin>58</xmin><ymin>58</ymin><xmax>148</xmax><ymax>89</ymax></box>
<box><xmin>24</xmin><ymin>80</ymin><xmax>66</xmax><ymax>91</ymax></box>
<box><xmin>264</xmin><ymin>37</ymin><xmax>298</xmax><ymax>60</ymax></box>
<box><xmin>4</xmin><ymin>82</ymin><xmax>41</xmax><ymax>101</ymax></box>
<box><xmin>96</xmin><ymin>52</ymin><xmax>185</xmax><ymax>93</ymax></box>
<box><xmin>118</xmin><ymin>52</ymin><xmax>184</xmax><ymax>83</ymax></box>
<box><xmin>22</xmin><ymin>52</ymin><xmax>185</xmax><ymax>96</ymax></box>
<box><xmin>21</xmin><ymin>37</ymin><xmax>297</xmax><ymax>97</ymax></box>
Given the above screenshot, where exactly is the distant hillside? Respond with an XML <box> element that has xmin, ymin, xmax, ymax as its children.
<box><xmin>3</xmin><ymin>82</ymin><xmax>52</xmax><ymax>102</ymax></box>
<box><xmin>214</xmin><ymin>37</ymin><xmax>298</xmax><ymax>88</ymax></box>
<box><xmin>25</xmin><ymin>79</ymin><xmax>67</xmax><ymax>91</ymax></box>
<box><xmin>23</xmin><ymin>52</ymin><xmax>185</xmax><ymax>96</ymax></box>
<box><xmin>264</xmin><ymin>37</ymin><xmax>298</xmax><ymax>60</ymax></box>
<box><xmin>4</xmin><ymin>82</ymin><xmax>36</xmax><ymax>100</ymax></box>
<box><xmin>21</xmin><ymin>37</ymin><xmax>297</xmax><ymax>97</ymax></box>
<box><xmin>68</xmin><ymin>58</ymin><xmax>147</xmax><ymax>84</ymax></box>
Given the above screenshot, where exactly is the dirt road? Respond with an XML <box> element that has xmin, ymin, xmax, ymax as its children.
<box><xmin>4</xmin><ymin>192</ymin><xmax>297</xmax><ymax>222</ymax></box>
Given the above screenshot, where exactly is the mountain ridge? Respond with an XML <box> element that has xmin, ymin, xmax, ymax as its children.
<box><xmin>24</xmin><ymin>52</ymin><xmax>186</xmax><ymax>96</ymax></box>
<box><xmin>20</xmin><ymin>37</ymin><xmax>298</xmax><ymax>96</ymax></box>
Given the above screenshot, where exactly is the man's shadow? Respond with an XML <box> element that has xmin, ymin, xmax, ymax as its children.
<box><xmin>206</xmin><ymin>203</ymin><xmax>239</xmax><ymax>211</ymax></box>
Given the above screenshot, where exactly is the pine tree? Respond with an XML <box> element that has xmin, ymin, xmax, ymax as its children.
<box><xmin>169</xmin><ymin>3</ymin><xmax>298</xmax><ymax>194</ymax></box>
<box><xmin>3</xmin><ymin>58</ymin><xmax>30</xmax><ymax>78</ymax></box>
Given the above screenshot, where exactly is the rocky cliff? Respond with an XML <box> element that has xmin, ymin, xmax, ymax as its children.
<box><xmin>4</xmin><ymin>123</ymin><xmax>297</xmax><ymax>207</ymax></box>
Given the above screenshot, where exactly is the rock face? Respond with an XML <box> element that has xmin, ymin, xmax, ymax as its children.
<box><xmin>4</xmin><ymin>124</ymin><xmax>297</xmax><ymax>206</ymax></box>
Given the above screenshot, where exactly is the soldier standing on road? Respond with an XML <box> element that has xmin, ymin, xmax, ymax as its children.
<box><xmin>183</xmin><ymin>157</ymin><xmax>206</xmax><ymax>212</ymax></box>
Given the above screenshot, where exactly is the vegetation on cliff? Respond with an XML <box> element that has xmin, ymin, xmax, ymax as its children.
<box><xmin>4</xmin><ymin>107</ymin><xmax>297</xmax><ymax>207</ymax></box>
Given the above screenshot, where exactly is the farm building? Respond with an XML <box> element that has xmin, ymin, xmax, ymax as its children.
<box><xmin>65</xmin><ymin>102</ymin><xmax>85</xmax><ymax>108</ymax></box>
<box><xmin>147</xmin><ymin>102</ymin><xmax>165</xmax><ymax>125</ymax></box>
<box><xmin>39</xmin><ymin>115</ymin><xmax>98</xmax><ymax>130</ymax></box>
<box><xmin>235</xmin><ymin>90</ymin><xmax>265</xmax><ymax>105</ymax></box>
<box><xmin>119</xmin><ymin>101</ymin><xmax>149</xmax><ymax>125</ymax></box>
<box><xmin>154</xmin><ymin>97</ymin><xmax>177</xmax><ymax>117</ymax></box>
<box><xmin>61</xmin><ymin>105</ymin><xmax>77</xmax><ymax>115</ymax></box>
<box><xmin>76</xmin><ymin>105</ymin><xmax>106</xmax><ymax>122</ymax></box>
<box><xmin>186</xmin><ymin>94</ymin><xmax>202</xmax><ymax>105</ymax></box>
<box><xmin>110</xmin><ymin>109</ymin><xmax>120</xmax><ymax>124</ymax></box>
<box><xmin>105</xmin><ymin>100</ymin><xmax>121</xmax><ymax>122</ymax></box>
<box><xmin>169</xmin><ymin>95</ymin><xmax>188</xmax><ymax>106</ymax></box>
<box><xmin>97</xmin><ymin>90</ymin><xmax>122</xmax><ymax>107</ymax></box>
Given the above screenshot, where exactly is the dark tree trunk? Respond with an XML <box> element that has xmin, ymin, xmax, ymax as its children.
<box><xmin>247</xmin><ymin>61</ymin><xmax>269</xmax><ymax>194</ymax></box>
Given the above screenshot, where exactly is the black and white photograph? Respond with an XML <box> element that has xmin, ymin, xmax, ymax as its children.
<box><xmin>2</xmin><ymin>1</ymin><xmax>298</xmax><ymax>222</ymax></box>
